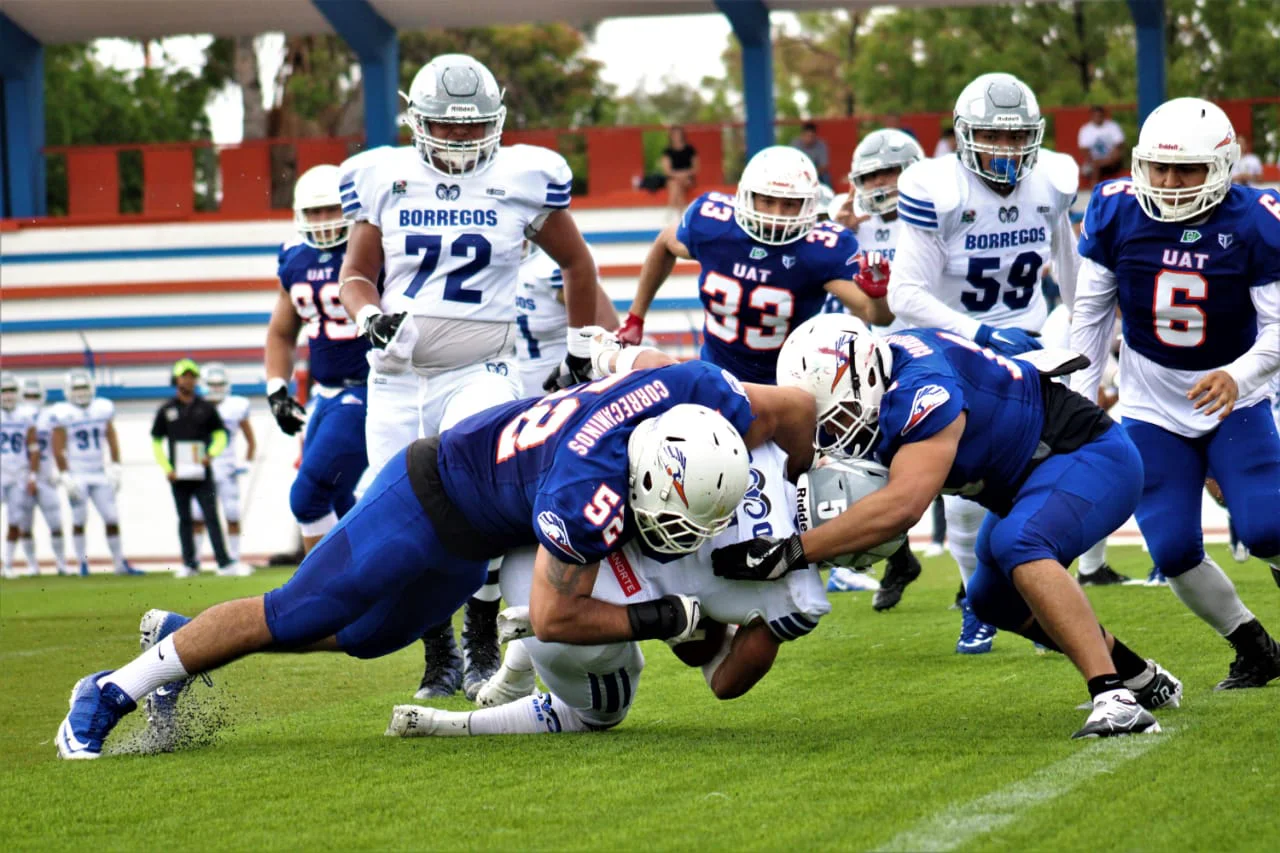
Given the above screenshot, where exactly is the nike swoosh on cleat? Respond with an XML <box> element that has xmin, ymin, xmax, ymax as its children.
<box><xmin>59</xmin><ymin>720</ymin><xmax>93</xmax><ymax>753</ymax></box>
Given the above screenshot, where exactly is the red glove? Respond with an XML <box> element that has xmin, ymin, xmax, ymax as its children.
<box><xmin>853</xmin><ymin>250</ymin><xmax>891</xmax><ymax>299</ymax></box>
<box><xmin>617</xmin><ymin>312</ymin><xmax>646</xmax><ymax>346</ymax></box>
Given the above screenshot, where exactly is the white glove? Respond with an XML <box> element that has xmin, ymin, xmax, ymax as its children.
<box><xmin>587</xmin><ymin>328</ymin><xmax>623</xmax><ymax>379</ymax></box>
<box><xmin>366</xmin><ymin>316</ymin><xmax>420</xmax><ymax>376</ymax></box>
<box><xmin>106</xmin><ymin>463</ymin><xmax>123</xmax><ymax>493</ymax></box>
<box><xmin>663</xmin><ymin>595</ymin><xmax>705</xmax><ymax>646</ymax></box>
<box><xmin>497</xmin><ymin>605</ymin><xmax>532</xmax><ymax>644</ymax></box>
<box><xmin>59</xmin><ymin>471</ymin><xmax>83</xmax><ymax>502</ymax></box>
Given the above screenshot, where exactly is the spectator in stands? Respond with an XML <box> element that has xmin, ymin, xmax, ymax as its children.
<box><xmin>662</xmin><ymin>126</ymin><xmax>699</xmax><ymax>218</ymax></box>
<box><xmin>1232</xmin><ymin>136</ymin><xmax>1263</xmax><ymax>185</ymax></box>
<box><xmin>791</xmin><ymin>121</ymin><xmax>831</xmax><ymax>185</ymax></box>
<box><xmin>1078</xmin><ymin>106</ymin><xmax>1126</xmax><ymax>183</ymax></box>
<box><xmin>150</xmin><ymin>359</ymin><xmax>247</xmax><ymax>578</ymax></box>
<box><xmin>934</xmin><ymin>127</ymin><xmax>956</xmax><ymax>158</ymax></box>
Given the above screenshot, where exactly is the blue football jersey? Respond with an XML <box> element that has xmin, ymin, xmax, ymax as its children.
<box><xmin>436</xmin><ymin>360</ymin><xmax>756</xmax><ymax>564</ymax></box>
<box><xmin>278</xmin><ymin>242</ymin><xmax>372</xmax><ymax>387</ymax></box>
<box><xmin>678</xmin><ymin>191</ymin><xmax>861</xmax><ymax>384</ymax></box>
<box><xmin>876</xmin><ymin>329</ymin><xmax>1045</xmax><ymax>511</ymax></box>
<box><xmin>1078</xmin><ymin>181</ymin><xmax>1280</xmax><ymax>371</ymax></box>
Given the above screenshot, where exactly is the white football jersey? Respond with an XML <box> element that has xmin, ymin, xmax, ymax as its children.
<box><xmin>340</xmin><ymin>144</ymin><xmax>574</xmax><ymax>322</ymax></box>
<box><xmin>212</xmin><ymin>395</ymin><xmax>251</xmax><ymax>475</ymax></box>
<box><xmin>31</xmin><ymin>407</ymin><xmax>58</xmax><ymax>480</ymax></box>
<box><xmin>890</xmin><ymin>150</ymin><xmax>1079</xmax><ymax>334</ymax></box>
<box><xmin>0</xmin><ymin>404</ymin><xmax>37</xmax><ymax>478</ymax></box>
<box><xmin>50</xmin><ymin>398</ymin><xmax>114</xmax><ymax>474</ymax></box>
<box><xmin>515</xmin><ymin>244</ymin><xmax>570</xmax><ymax>364</ymax></box>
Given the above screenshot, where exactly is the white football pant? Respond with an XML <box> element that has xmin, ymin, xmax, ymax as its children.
<box><xmin>943</xmin><ymin>494</ymin><xmax>985</xmax><ymax>588</ymax></box>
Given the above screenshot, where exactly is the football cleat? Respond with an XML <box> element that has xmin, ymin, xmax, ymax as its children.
<box><xmin>1127</xmin><ymin>660</ymin><xmax>1183</xmax><ymax>710</ymax></box>
<box><xmin>78</xmin><ymin>560</ymin><xmax>90</xmax><ymax>577</ymax></box>
<box><xmin>1145</xmin><ymin>565</ymin><xmax>1168</xmax><ymax>587</ymax></box>
<box><xmin>175</xmin><ymin>565</ymin><xmax>199</xmax><ymax>579</ymax></box>
<box><xmin>922</xmin><ymin>542</ymin><xmax>946</xmax><ymax>559</ymax></box>
<box><xmin>1215</xmin><ymin>634</ymin><xmax>1280</xmax><ymax>690</ymax></box>
<box><xmin>138</xmin><ymin>609</ymin><xmax>196</xmax><ymax>733</ymax></box>
<box><xmin>1230</xmin><ymin>542</ymin><xmax>1250</xmax><ymax>563</ymax></box>
<box><xmin>476</xmin><ymin>658</ymin><xmax>537</xmax><ymax>708</ymax></box>
<box><xmin>215</xmin><ymin>562</ymin><xmax>254</xmax><ymax>577</ymax></box>
<box><xmin>1072</xmin><ymin>689</ymin><xmax>1161</xmax><ymax>739</ymax></box>
<box><xmin>56</xmin><ymin>670</ymin><xmax>136</xmax><ymax>759</ymax></box>
<box><xmin>1077</xmin><ymin>563</ymin><xmax>1132</xmax><ymax>586</ymax></box>
<box><xmin>114</xmin><ymin>561</ymin><xmax>144</xmax><ymax>576</ymax></box>
<box><xmin>872</xmin><ymin>547</ymin><xmax>921</xmax><ymax>611</ymax></box>
<box><xmin>826</xmin><ymin>566</ymin><xmax>881</xmax><ymax>593</ymax></box>
<box><xmin>386</xmin><ymin>705</ymin><xmax>471</xmax><ymax>737</ymax></box>
<box><xmin>415</xmin><ymin>622</ymin><xmax>463</xmax><ymax>699</ymax></box>
<box><xmin>956</xmin><ymin>598</ymin><xmax>996</xmax><ymax>654</ymax></box>
<box><xmin>461</xmin><ymin>599</ymin><xmax>501</xmax><ymax>702</ymax></box>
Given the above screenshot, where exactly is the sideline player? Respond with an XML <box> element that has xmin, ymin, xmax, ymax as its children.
<box><xmin>336</xmin><ymin>54</ymin><xmax>604</xmax><ymax>700</ymax></box>
<box><xmin>885</xmin><ymin>72</ymin><xmax>1081</xmax><ymax>652</ymax></box>
<box><xmin>264</xmin><ymin>164</ymin><xmax>370</xmax><ymax>553</ymax></box>
<box><xmin>713</xmin><ymin>315</ymin><xmax>1181</xmax><ymax>738</ymax></box>
<box><xmin>1</xmin><ymin>372</ymin><xmax>39</xmax><ymax>578</ymax></box>
<box><xmin>1069</xmin><ymin>97</ymin><xmax>1280</xmax><ymax>689</ymax></box>
<box><xmin>22</xmin><ymin>378</ymin><xmax>69</xmax><ymax>575</ymax></box>
<box><xmin>50</xmin><ymin>370</ymin><xmax>139</xmax><ymax>576</ymax></box>
<box><xmin>189</xmin><ymin>364</ymin><xmax>255</xmax><ymax>564</ymax></box>
<box><xmin>619</xmin><ymin>144</ymin><xmax>889</xmax><ymax>384</ymax></box>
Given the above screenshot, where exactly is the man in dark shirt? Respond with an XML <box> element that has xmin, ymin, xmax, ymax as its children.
<box><xmin>662</xmin><ymin>125</ymin><xmax>699</xmax><ymax>219</ymax></box>
<box><xmin>150</xmin><ymin>359</ymin><xmax>247</xmax><ymax>577</ymax></box>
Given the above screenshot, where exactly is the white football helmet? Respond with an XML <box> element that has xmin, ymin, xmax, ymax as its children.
<box><xmin>203</xmin><ymin>362</ymin><xmax>230</xmax><ymax>403</ymax></box>
<box><xmin>953</xmin><ymin>72</ymin><xmax>1045</xmax><ymax>186</ymax></box>
<box><xmin>64</xmin><ymin>369</ymin><xmax>95</xmax><ymax>407</ymax></box>
<box><xmin>776</xmin><ymin>314</ymin><xmax>893</xmax><ymax>458</ymax></box>
<box><xmin>628</xmin><ymin>404</ymin><xmax>751</xmax><ymax>555</ymax></box>
<box><xmin>20</xmin><ymin>377</ymin><xmax>46</xmax><ymax>406</ymax></box>
<box><xmin>796</xmin><ymin>456</ymin><xmax>906</xmax><ymax>567</ymax></box>
<box><xmin>0</xmin><ymin>372</ymin><xmax>18</xmax><ymax>411</ymax></box>
<box><xmin>293</xmin><ymin>165</ymin><xmax>350</xmax><ymax>250</ymax></box>
<box><xmin>735</xmin><ymin>145</ymin><xmax>821</xmax><ymax>245</ymax></box>
<box><xmin>1131</xmin><ymin>97</ymin><xmax>1239</xmax><ymax>223</ymax></box>
<box><xmin>849</xmin><ymin>129</ymin><xmax>924</xmax><ymax>215</ymax></box>
<box><xmin>401</xmin><ymin>53</ymin><xmax>506</xmax><ymax>177</ymax></box>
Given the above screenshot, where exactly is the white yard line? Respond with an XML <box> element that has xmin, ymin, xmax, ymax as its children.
<box><xmin>874</xmin><ymin>732</ymin><xmax>1171</xmax><ymax>852</ymax></box>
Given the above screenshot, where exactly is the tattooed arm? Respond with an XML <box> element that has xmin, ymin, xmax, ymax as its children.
<box><xmin>528</xmin><ymin>546</ymin><xmax>636</xmax><ymax>644</ymax></box>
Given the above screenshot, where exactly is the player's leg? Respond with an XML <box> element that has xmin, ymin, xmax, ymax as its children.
<box><xmin>195</xmin><ymin>480</ymin><xmax>238</xmax><ymax>573</ymax></box>
<box><xmin>944</xmin><ymin>495</ymin><xmax>997</xmax><ymax>653</ymax></box>
<box><xmin>89</xmin><ymin>483</ymin><xmax>137</xmax><ymax>575</ymax></box>
<box><xmin>35</xmin><ymin>481</ymin><xmax>67</xmax><ymax>575</ymax></box>
<box><xmin>1205</xmin><ymin>403</ymin><xmax>1280</xmax><ymax>688</ymax></box>
<box><xmin>217</xmin><ymin>470</ymin><xmax>242</xmax><ymax>563</ymax></box>
<box><xmin>290</xmin><ymin>393</ymin><xmax>369</xmax><ymax>552</ymax></box>
<box><xmin>190</xmin><ymin>493</ymin><xmax>207</xmax><ymax>565</ymax></box>
<box><xmin>871</xmin><ymin>542</ymin><xmax>922</xmax><ymax>611</ymax></box>
<box><xmin>362</xmin><ymin>369</ymin><xmax>421</xmax><ymax>487</ymax></box>
<box><xmin>2</xmin><ymin>483</ymin><xmax>26</xmax><ymax>577</ymax></box>
<box><xmin>926</xmin><ymin>495</ymin><xmax>946</xmax><ymax>558</ymax></box>
<box><xmin>68</xmin><ymin>483</ymin><xmax>89</xmax><ymax>574</ymax></box>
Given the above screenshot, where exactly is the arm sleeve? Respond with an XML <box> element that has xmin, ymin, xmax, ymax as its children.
<box><xmin>886</xmin><ymin>224</ymin><xmax>982</xmax><ymax>339</ymax></box>
<box><xmin>152</xmin><ymin>438</ymin><xmax>172</xmax><ymax>473</ymax></box>
<box><xmin>1050</xmin><ymin>210</ymin><xmax>1080</xmax><ymax>310</ymax></box>
<box><xmin>1225</xmin><ymin>282</ymin><xmax>1280</xmax><ymax>397</ymax></box>
<box><xmin>207</xmin><ymin>429</ymin><xmax>228</xmax><ymax>459</ymax></box>
<box><xmin>1067</xmin><ymin>258</ymin><xmax>1120</xmax><ymax>400</ymax></box>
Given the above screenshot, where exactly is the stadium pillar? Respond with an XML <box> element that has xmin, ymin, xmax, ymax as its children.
<box><xmin>716</xmin><ymin>0</ymin><xmax>774</xmax><ymax>157</ymax></box>
<box><xmin>1127</xmin><ymin>0</ymin><xmax>1167</xmax><ymax>125</ymax></box>
<box><xmin>0</xmin><ymin>12</ymin><xmax>46</xmax><ymax>218</ymax></box>
<box><xmin>312</xmin><ymin>0</ymin><xmax>399</xmax><ymax>149</ymax></box>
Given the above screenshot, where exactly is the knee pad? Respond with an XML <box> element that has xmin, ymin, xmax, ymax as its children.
<box><xmin>1144</xmin><ymin>526</ymin><xmax>1204</xmax><ymax>577</ymax></box>
<box><xmin>966</xmin><ymin>562</ymin><xmax>1031</xmax><ymax>632</ymax></box>
<box><xmin>290</xmin><ymin>466</ymin><xmax>337</xmax><ymax>524</ymax></box>
<box><xmin>69</xmin><ymin>496</ymin><xmax>89</xmax><ymax>528</ymax></box>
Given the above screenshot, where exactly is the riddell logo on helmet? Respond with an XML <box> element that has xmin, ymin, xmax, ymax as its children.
<box><xmin>1156</xmin><ymin>143</ymin><xmax>1181</xmax><ymax>150</ymax></box>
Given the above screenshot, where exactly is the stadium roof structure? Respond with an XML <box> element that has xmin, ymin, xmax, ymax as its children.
<box><xmin>0</xmin><ymin>0</ymin><xmax>1168</xmax><ymax>219</ymax></box>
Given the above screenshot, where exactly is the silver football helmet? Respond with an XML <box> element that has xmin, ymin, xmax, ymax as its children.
<box><xmin>20</xmin><ymin>377</ymin><xmax>46</xmax><ymax>406</ymax></box>
<box><xmin>953</xmin><ymin>72</ymin><xmax>1045</xmax><ymax>186</ymax></box>
<box><xmin>0</xmin><ymin>371</ymin><xmax>18</xmax><ymax>411</ymax></box>
<box><xmin>400</xmin><ymin>53</ymin><xmax>506</xmax><ymax>177</ymax></box>
<box><xmin>796</xmin><ymin>456</ymin><xmax>906</xmax><ymax>568</ymax></box>
<box><xmin>849</xmin><ymin>129</ymin><xmax>924</xmax><ymax>215</ymax></box>
<box><xmin>203</xmin><ymin>362</ymin><xmax>230</xmax><ymax>403</ymax></box>
<box><xmin>64</xmin><ymin>369</ymin><xmax>95</xmax><ymax>407</ymax></box>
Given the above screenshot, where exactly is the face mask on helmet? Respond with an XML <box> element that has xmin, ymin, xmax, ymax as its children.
<box><xmin>65</xmin><ymin>371</ymin><xmax>94</xmax><ymax>407</ymax></box>
<box><xmin>734</xmin><ymin>146</ymin><xmax>820</xmax><ymax>245</ymax></box>
<box><xmin>21</xmin><ymin>379</ymin><xmax>45</xmax><ymax>406</ymax></box>
<box><xmin>954</xmin><ymin>73</ymin><xmax>1045</xmax><ymax>187</ymax></box>
<box><xmin>1130</xmin><ymin>97</ymin><xmax>1238</xmax><ymax>223</ymax></box>
<box><xmin>400</xmin><ymin>55</ymin><xmax>507</xmax><ymax>178</ymax></box>
<box><xmin>849</xmin><ymin>130</ymin><xmax>924</xmax><ymax>216</ymax></box>
<box><xmin>293</xmin><ymin>165</ymin><xmax>350</xmax><ymax>250</ymax></box>
<box><xmin>0</xmin><ymin>373</ymin><xmax>18</xmax><ymax>411</ymax></box>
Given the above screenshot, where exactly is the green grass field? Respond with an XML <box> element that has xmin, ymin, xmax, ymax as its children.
<box><xmin>2</xmin><ymin>545</ymin><xmax>1277</xmax><ymax>851</ymax></box>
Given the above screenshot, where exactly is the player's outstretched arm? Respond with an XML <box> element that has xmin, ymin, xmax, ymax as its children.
<box><xmin>1066</xmin><ymin>258</ymin><xmax>1119</xmax><ymax>403</ymax></box>
<box><xmin>824</xmin><ymin>278</ymin><xmax>893</xmax><ymax>327</ymax></box>
<box><xmin>703</xmin><ymin>620</ymin><xmax>780</xmax><ymax>701</ymax></box>
<box><xmin>887</xmin><ymin>225</ymin><xmax>984</xmax><ymax>339</ymax></box>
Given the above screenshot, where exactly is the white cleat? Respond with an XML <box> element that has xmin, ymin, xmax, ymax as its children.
<box><xmin>386</xmin><ymin>705</ymin><xmax>472</xmax><ymax>738</ymax></box>
<box><xmin>174</xmin><ymin>566</ymin><xmax>199</xmax><ymax>579</ymax></box>
<box><xmin>476</xmin><ymin>662</ymin><xmax>537</xmax><ymax>708</ymax></box>
<box><xmin>1072</xmin><ymin>689</ymin><xmax>1161</xmax><ymax>739</ymax></box>
<box><xmin>215</xmin><ymin>562</ymin><xmax>254</xmax><ymax>578</ymax></box>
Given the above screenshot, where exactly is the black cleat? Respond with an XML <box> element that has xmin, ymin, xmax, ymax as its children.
<box><xmin>1077</xmin><ymin>563</ymin><xmax>1133</xmax><ymax>586</ymax></box>
<box><xmin>461</xmin><ymin>598</ymin><xmax>501</xmax><ymax>702</ymax></box>
<box><xmin>415</xmin><ymin>622</ymin><xmax>463</xmax><ymax>699</ymax></box>
<box><xmin>1129</xmin><ymin>661</ymin><xmax>1182</xmax><ymax>710</ymax></box>
<box><xmin>949</xmin><ymin>580</ymin><xmax>965</xmax><ymax>611</ymax></box>
<box><xmin>873</xmin><ymin>546</ymin><xmax>922</xmax><ymax>612</ymax></box>
<box><xmin>1215</xmin><ymin>642</ymin><xmax>1280</xmax><ymax>690</ymax></box>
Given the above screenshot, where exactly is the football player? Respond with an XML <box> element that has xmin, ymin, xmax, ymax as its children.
<box><xmin>386</xmin><ymin>441</ymin><xmax>830</xmax><ymax>737</ymax></box>
<box><xmin>336</xmin><ymin>54</ymin><xmax>604</xmax><ymax>700</ymax></box>
<box><xmin>712</xmin><ymin>315</ymin><xmax>1181</xmax><ymax>739</ymax></box>
<box><xmin>264</xmin><ymin>164</ymin><xmax>370</xmax><ymax>554</ymax></box>
<box><xmin>22</xmin><ymin>378</ymin><xmax>69</xmax><ymax>576</ymax></box>
<box><xmin>55</xmin><ymin>358</ymin><xmax>821</xmax><ymax>758</ymax></box>
<box><xmin>885</xmin><ymin>72</ymin><xmax>1086</xmax><ymax>652</ymax></box>
<box><xmin>50</xmin><ymin>370</ymin><xmax>139</xmax><ymax>576</ymax></box>
<box><xmin>1</xmin><ymin>372</ymin><xmax>39</xmax><ymax>578</ymax></box>
<box><xmin>618</xmin><ymin>145</ymin><xmax>890</xmax><ymax>385</ymax></box>
<box><xmin>1069</xmin><ymin>97</ymin><xmax>1280</xmax><ymax>689</ymax></box>
<box><xmin>189</xmin><ymin>364</ymin><xmax>255</xmax><ymax>564</ymax></box>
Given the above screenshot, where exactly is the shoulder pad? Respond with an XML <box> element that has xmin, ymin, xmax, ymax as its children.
<box><xmin>1034</xmin><ymin>148</ymin><xmax>1080</xmax><ymax>200</ymax></box>
<box><xmin>502</xmin><ymin>144</ymin><xmax>574</xmax><ymax>210</ymax></box>
<box><xmin>898</xmin><ymin>157</ymin><xmax>961</xmax><ymax>215</ymax></box>
<box><xmin>1078</xmin><ymin>180</ymin><xmax>1129</xmax><ymax>247</ymax></box>
<box><xmin>1249</xmin><ymin>188</ymin><xmax>1280</xmax><ymax>249</ymax></box>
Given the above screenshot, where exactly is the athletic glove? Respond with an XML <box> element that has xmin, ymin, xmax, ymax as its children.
<box><xmin>711</xmin><ymin>533</ymin><xmax>808</xmax><ymax>582</ymax></box>
<box><xmin>497</xmin><ymin>606</ymin><xmax>532</xmax><ymax>644</ymax></box>
<box><xmin>853</xmin><ymin>250</ymin><xmax>891</xmax><ymax>299</ymax></box>
<box><xmin>106</xmin><ymin>463</ymin><xmax>123</xmax><ymax>494</ymax></box>
<box><xmin>975</xmin><ymin>324</ymin><xmax>1043</xmax><ymax>357</ymax></box>
<box><xmin>627</xmin><ymin>594</ymin><xmax>703</xmax><ymax>642</ymax></box>
<box><xmin>59</xmin><ymin>471</ymin><xmax>83</xmax><ymax>502</ymax></box>
<box><xmin>268</xmin><ymin>386</ymin><xmax>308</xmax><ymax>436</ymax></box>
<box><xmin>616</xmin><ymin>312</ymin><xmax>645</xmax><ymax>346</ymax></box>
<box><xmin>357</xmin><ymin>307</ymin><xmax>408</xmax><ymax>350</ymax></box>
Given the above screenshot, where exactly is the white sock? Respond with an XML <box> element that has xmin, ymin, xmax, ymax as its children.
<box><xmin>106</xmin><ymin>534</ymin><xmax>125</xmax><ymax>568</ymax></box>
<box><xmin>468</xmin><ymin>691</ymin><xmax>590</xmax><ymax>735</ymax></box>
<box><xmin>2</xmin><ymin>540</ymin><xmax>14</xmax><ymax>571</ymax></box>
<box><xmin>20</xmin><ymin>537</ymin><xmax>38</xmax><ymax>572</ymax></box>
<box><xmin>73</xmin><ymin>533</ymin><xmax>87</xmax><ymax>563</ymax></box>
<box><xmin>1167</xmin><ymin>557</ymin><xmax>1254</xmax><ymax>637</ymax></box>
<box><xmin>50</xmin><ymin>534</ymin><xmax>67</xmax><ymax>572</ymax></box>
<box><xmin>1078</xmin><ymin>540</ymin><xmax>1107</xmax><ymax>575</ymax></box>
<box><xmin>100</xmin><ymin>636</ymin><xmax>190</xmax><ymax>702</ymax></box>
<box><xmin>501</xmin><ymin>639</ymin><xmax>533</xmax><ymax>673</ymax></box>
<box><xmin>227</xmin><ymin>534</ymin><xmax>241</xmax><ymax>562</ymax></box>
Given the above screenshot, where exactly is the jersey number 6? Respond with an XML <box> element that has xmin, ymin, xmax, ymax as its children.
<box><xmin>1153</xmin><ymin>269</ymin><xmax>1207</xmax><ymax>348</ymax></box>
